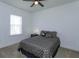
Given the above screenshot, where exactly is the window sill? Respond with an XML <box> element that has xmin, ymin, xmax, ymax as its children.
<box><xmin>10</xmin><ymin>34</ymin><xmax>24</xmax><ymax>37</ymax></box>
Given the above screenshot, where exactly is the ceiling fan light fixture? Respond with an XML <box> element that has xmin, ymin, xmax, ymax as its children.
<box><xmin>23</xmin><ymin>0</ymin><xmax>44</xmax><ymax>7</ymax></box>
<box><xmin>35</xmin><ymin>1</ymin><xmax>38</xmax><ymax>5</ymax></box>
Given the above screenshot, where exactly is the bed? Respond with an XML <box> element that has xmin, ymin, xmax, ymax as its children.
<box><xmin>18</xmin><ymin>31</ymin><xmax>60</xmax><ymax>58</ymax></box>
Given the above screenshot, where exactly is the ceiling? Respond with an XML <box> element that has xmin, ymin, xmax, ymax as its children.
<box><xmin>0</xmin><ymin>0</ymin><xmax>78</xmax><ymax>12</ymax></box>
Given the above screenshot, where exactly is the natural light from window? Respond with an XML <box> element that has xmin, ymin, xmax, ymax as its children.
<box><xmin>10</xmin><ymin>15</ymin><xmax>22</xmax><ymax>35</ymax></box>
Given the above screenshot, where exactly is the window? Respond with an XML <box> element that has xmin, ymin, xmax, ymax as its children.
<box><xmin>10</xmin><ymin>15</ymin><xmax>22</xmax><ymax>35</ymax></box>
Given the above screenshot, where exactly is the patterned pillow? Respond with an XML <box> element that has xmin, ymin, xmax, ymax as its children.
<box><xmin>40</xmin><ymin>31</ymin><xmax>46</xmax><ymax>37</ymax></box>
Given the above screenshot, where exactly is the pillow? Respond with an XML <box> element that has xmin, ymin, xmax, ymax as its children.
<box><xmin>45</xmin><ymin>31</ymin><xmax>57</xmax><ymax>38</ymax></box>
<box><xmin>40</xmin><ymin>31</ymin><xmax>57</xmax><ymax>38</ymax></box>
<box><xmin>40</xmin><ymin>31</ymin><xmax>46</xmax><ymax>37</ymax></box>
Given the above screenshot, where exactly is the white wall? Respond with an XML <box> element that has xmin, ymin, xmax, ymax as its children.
<box><xmin>0</xmin><ymin>2</ymin><xmax>32</xmax><ymax>48</ymax></box>
<box><xmin>0</xmin><ymin>0</ymin><xmax>79</xmax><ymax>52</ymax></box>
<box><xmin>33</xmin><ymin>1</ymin><xmax>79</xmax><ymax>51</ymax></box>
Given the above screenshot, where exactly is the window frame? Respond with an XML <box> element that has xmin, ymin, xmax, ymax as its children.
<box><xmin>10</xmin><ymin>14</ymin><xmax>22</xmax><ymax>36</ymax></box>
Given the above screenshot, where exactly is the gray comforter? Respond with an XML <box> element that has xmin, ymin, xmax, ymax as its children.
<box><xmin>19</xmin><ymin>36</ymin><xmax>60</xmax><ymax>58</ymax></box>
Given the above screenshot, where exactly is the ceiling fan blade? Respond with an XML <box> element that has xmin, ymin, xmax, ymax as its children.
<box><xmin>30</xmin><ymin>3</ymin><xmax>35</xmax><ymax>7</ymax></box>
<box><xmin>38</xmin><ymin>2</ymin><xmax>44</xmax><ymax>7</ymax></box>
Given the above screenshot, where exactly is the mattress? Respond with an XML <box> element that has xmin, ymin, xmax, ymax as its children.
<box><xmin>19</xmin><ymin>36</ymin><xmax>60</xmax><ymax>58</ymax></box>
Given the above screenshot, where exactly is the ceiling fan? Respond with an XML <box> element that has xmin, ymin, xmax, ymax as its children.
<box><xmin>23</xmin><ymin>0</ymin><xmax>45</xmax><ymax>7</ymax></box>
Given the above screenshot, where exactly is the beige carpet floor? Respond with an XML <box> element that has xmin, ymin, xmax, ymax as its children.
<box><xmin>0</xmin><ymin>43</ymin><xmax>79</xmax><ymax>58</ymax></box>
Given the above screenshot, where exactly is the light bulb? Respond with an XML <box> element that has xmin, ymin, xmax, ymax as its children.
<box><xmin>35</xmin><ymin>1</ymin><xmax>38</xmax><ymax>5</ymax></box>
